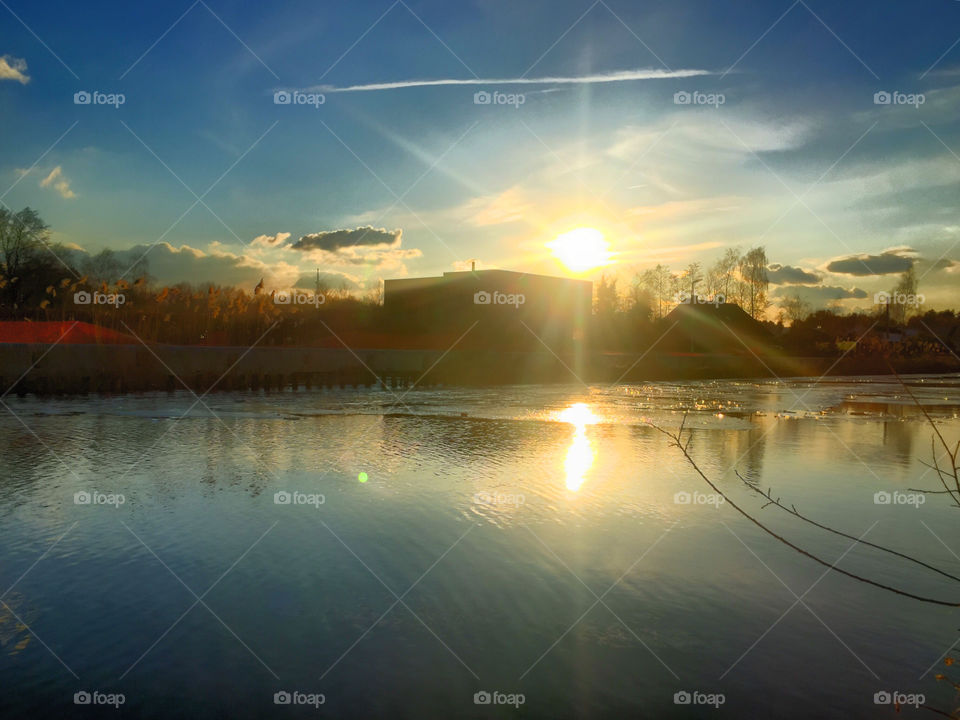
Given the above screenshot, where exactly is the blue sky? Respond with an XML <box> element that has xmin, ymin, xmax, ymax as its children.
<box><xmin>2</xmin><ymin>0</ymin><xmax>959</xmax><ymax>310</ymax></box>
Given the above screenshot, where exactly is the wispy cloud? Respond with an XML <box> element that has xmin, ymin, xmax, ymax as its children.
<box><xmin>39</xmin><ymin>166</ymin><xmax>76</xmax><ymax>199</ymax></box>
<box><xmin>310</xmin><ymin>68</ymin><xmax>710</xmax><ymax>93</ymax></box>
<box><xmin>251</xmin><ymin>232</ymin><xmax>291</xmax><ymax>248</ymax></box>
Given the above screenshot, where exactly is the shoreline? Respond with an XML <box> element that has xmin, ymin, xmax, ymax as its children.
<box><xmin>2</xmin><ymin>342</ymin><xmax>957</xmax><ymax>395</ymax></box>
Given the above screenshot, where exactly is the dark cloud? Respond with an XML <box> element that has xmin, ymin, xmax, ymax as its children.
<box><xmin>825</xmin><ymin>249</ymin><xmax>916</xmax><ymax>276</ymax></box>
<box><xmin>117</xmin><ymin>243</ymin><xmax>280</xmax><ymax>287</ymax></box>
<box><xmin>292</xmin><ymin>226</ymin><xmax>401</xmax><ymax>252</ymax></box>
<box><xmin>60</xmin><ymin>242</ymin><xmax>302</xmax><ymax>289</ymax></box>
<box><xmin>767</xmin><ymin>264</ymin><xmax>820</xmax><ymax>285</ymax></box>
<box><xmin>774</xmin><ymin>284</ymin><xmax>868</xmax><ymax>304</ymax></box>
<box><xmin>932</xmin><ymin>258</ymin><xmax>957</xmax><ymax>271</ymax></box>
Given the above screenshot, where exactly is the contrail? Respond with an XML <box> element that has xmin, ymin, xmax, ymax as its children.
<box><xmin>307</xmin><ymin>68</ymin><xmax>711</xmax><ymax>93</ymax></box>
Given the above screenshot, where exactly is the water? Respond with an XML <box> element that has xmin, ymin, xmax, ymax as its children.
<box><xmin>1</xmin><ymin>375</ymin><xmax>959</xmax><ymax>718</ymax></box>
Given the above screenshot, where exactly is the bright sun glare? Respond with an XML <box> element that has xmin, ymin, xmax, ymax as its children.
<box><xmin>547</xmin><ymin>227</ymin><xmax>612</xmax><ymax>273</ymax></box>
<box><xmin>558</xmin><ymin>403</ymin><xmax>598</xmax><ymax>492</ymax></box>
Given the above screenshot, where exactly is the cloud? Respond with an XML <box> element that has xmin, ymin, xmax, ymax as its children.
<box><xmin>825</xmin><ymin>248</ymin><xmax>916</xmax><ymax>276</ymax></box>
<box><xmin>766</xmin><ymin>264</ymin><xmax>820</xmax><ymax>285</ymax></box>
<box><xmin>627</xmin><ymin>196</ymin><xmax>742</xmax><ymax>221</ymax></box>
<box><xmin>58</xmin><ymin>241</ymin><xmax>380</xmax><ymax>292</ymax></box>
<box><xmin>0</xmin><ymin>55</ymin><xmax>29</xmax><ymax>84</ymax></box>
<box><xmin>39</xmin><ymin>166</ymin><xmax>76</xmax><ymax>199</ymax></box>
<box><xmin>460</xmin><ymin>187</ymin><xmax>535</xmax><ymax>227</ymax></box>
<box><xmin>112</xmin><ymin>242</ymin><xmax>303</xmax><ymax>289</ymax></box>
<box><xmin>286</xmin><ymin>226</ymin><xmax>420</xmax><ymax>275</ymax></box>
<box><xmin>608</xmin><ymin>116</ymin><xmax>810</xmax><ymax>163</ymax></box>
<box><xmin>310</xmin><ymin>68</ymin><xmax>710</xmax><ymax>93</ymax></box>
<box><xmin>251</xmin><ymin>232</ymin><xmax>291</xmax><ymax>247</ymax></box>
<box><xmin>307</xmin><ymin>244</ymin><xmax>421</xmax><ymax>269</ymax></box>
<box><xmin>291</xmin><ymin>226</ymin><xmax>401</xmax><ymax>252</ymax></box>
<box><xmin>634</xmin><ymin>240</ymin><xmax>725</xmax><ymax>263</ymax></box>
<box><xmin>774</xmin><ymin>284</ymin><xmax>868</xmax><ymax>304</ymax></box>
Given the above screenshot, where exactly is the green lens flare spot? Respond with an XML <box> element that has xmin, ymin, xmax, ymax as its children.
<box><xmin>358</xmin><ymin>472</ymin><xmax>368</xmax><ymax>483</ymax></box>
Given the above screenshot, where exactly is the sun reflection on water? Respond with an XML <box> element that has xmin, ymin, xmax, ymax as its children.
<box><xmin>557</xmin><ymin>403</ymin><xmax>598</xmax><ymax>492</ymax></box>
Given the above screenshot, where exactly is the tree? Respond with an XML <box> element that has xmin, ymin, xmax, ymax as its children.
<box><xmin>888</xmin><ymin>265</ymin><xmax>919</xmax><ymax>325</ymax></box>
<box><xmin>780</xmin><ymin>294</ymin><xmax>811</xmax><ymax>325</ymax></box>
<box><xmin>0</xmin><ymin>207</ymin><xmax>50</xmax><ymax>307</ymax></box>
<box><xmin>640</xmin><ymin>264</ymin><xmax>673</xmax><ymax>319</ymax></box>
<box><xmin>595</xmin><ymin>274</ymin><xmax>619</xmax><ymax>315</ymax></box>
<box><xmin>683</xmin><ymin>262</ymin><xmax>703</xmax><ymax>299</ymax></box>
<box><xmin>623</xmin><ymin>269</ymin><xmax>653</xmax><ymax>321</ymax></box>
<box><xmin>739</xmin><ymin>246</ymin><xmax>769</xmax><ymax>320</ymax></box>
<box><xmin>83</xmin><ymin>249</ymin><xmax>123</xmax><ymax>283</ymax></box>
<box><xmin>707</xmin><ymin>247</ymin><xmax>741</xmax><ymax>303</ymax></box>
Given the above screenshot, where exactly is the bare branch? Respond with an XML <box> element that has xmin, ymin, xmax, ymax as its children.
<box><xmin>649</xmin><ymin>421</ymin><xmax>960</xmax><ymax>607</ymax></box>
<box><xmin>735</xmin><ymin>470</ymin><xmax>960</xmax><ymax>584</ymax></box>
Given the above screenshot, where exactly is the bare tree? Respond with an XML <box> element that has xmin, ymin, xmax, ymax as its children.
<box><xmin>708</xmin><ymin>247</ymin><xmax>741</xmax><ymax>302</ymax></box>
<box><xmin>640</xmin><ymin>264</ymin><xmax>673</xmax><ymax>320</ymax></box>
<box><xmin>739</xmin><ymin>246</ymin><xmax>769</xmax><ymax>319</ymax></box>
<box><xmin>594</xmin><ymin>273</ymin><xmax>619</xmax><ymax>315</ymax></box>
<box><xmin>781</xmin><ymin>294</ymin><xmax>811</xmax><ymax>325</ymax></box>
<box><xmin>0</xmin><ymin>207</ymin><xmax>50</xmax><ymax>307</ymax></box>
<box><xmin>683</xmin><ymin>262</ymin><xmax>703</xmax><ymax>299</ymax></box>
<box><xmin>889</xmin><ymin>265</ymin><xmax>919</xmax><ymax>325</ymax></box>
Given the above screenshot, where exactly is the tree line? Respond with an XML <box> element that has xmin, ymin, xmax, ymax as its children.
<box><xmin>595</xmin><ymin>247</ymin><xmax>771</xmax><ymax>321</ymax></box>
<box><xmin>1</xmin><ymin>206</ymin><xmax>956</xmax><ymax>356</ymax></box>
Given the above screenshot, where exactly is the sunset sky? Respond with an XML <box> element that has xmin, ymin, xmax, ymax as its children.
<box><xmin>1</xmin><ymin>0</ymin><xmax>959</xmax><ymax>309</ymax></box>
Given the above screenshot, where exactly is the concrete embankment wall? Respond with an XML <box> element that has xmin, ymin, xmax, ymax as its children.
<box><xmin>0</xmin><ymin>343</ymin><xmax>579</xmax><ymax>394</ymax></box>
<box><xmin>1</xmin><ymin>343</ymin><xmax>956</xmax><ymax>395</ymax></box>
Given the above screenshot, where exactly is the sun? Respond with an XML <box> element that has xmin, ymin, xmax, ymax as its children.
<box><xmin>547</xmin><ymin>227</ymin><xmax>612</xmax><ymax>272</ymax></box>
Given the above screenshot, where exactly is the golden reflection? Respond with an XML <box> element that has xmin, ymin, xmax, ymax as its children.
<box><xmin>558</xmin><ymin>403</ymin><xmax>598</xmax><ymax>492</ymax></box>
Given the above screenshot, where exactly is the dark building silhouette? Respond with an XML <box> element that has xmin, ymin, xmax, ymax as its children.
<box><xmin>384</xmin><ymin>269</ymin><xmax>591</xmax><ymax>351</ymax></box>
<box><xmin>661</xmin><ymin>301</ymin><xmax>775</xmax><ymax>354</ymax></box>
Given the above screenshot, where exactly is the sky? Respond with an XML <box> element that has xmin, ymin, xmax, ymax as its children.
<box><xmin>1</xmin><ymin>0</ymin><xmax>959</xmax><ymax>311</ymax></box>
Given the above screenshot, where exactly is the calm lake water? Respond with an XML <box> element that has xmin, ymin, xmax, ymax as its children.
<box><xmin>1</xmin><ymin>375</ymin><xmax>959</xmax><ymax>718</ymax></box>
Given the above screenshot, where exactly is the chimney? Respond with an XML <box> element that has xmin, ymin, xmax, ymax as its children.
<box><xmin>471</xmin><ymin>260</ymin><xmax>476</xmax><ymax>272</ymax></box>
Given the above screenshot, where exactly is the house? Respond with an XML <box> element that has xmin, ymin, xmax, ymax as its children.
<box><xmin>660</xmin><ymin>301</ymin><xmax>775</xmax><ymax>354</ymax></box>
<box><xmin>383</xmin><ymin>268</ymin><xmax>591</xmax><ymax>351</ymax></box>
